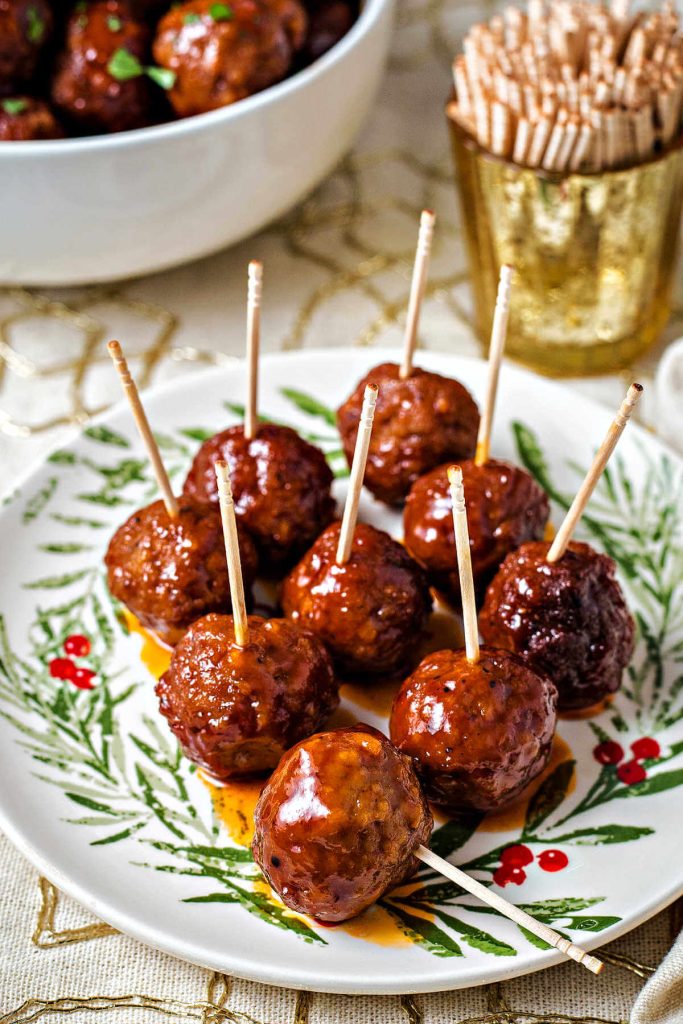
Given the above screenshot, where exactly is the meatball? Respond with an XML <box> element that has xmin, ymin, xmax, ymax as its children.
<box><xmin>105</xmin><ymin>497</ymin><xmax>257</xmax><ymax>645</ymax></box>
<box><xmin>301</xmin><ymin>0</ymin><xmax>352</xmax><ymax>62</ymax></box>
<box><xmin>281</xmin><ymin>521</ymin><xmax>433</xmax><ymax>678</ymax></box>
<box><xmin>153</xmin><ymin>0</ymin><xmax>307</xmax><ymax>118</ymax></box>
<box><xmin>252</xmin><ymin>725</ymin><xmax>433</xmax><ymax>921</ymax></box>
<box><xmin>52</xmin><ymin>0</ymin><xmax>153</xmax><ymax>134</ymax></box>
<box><xmin>390</xmin><ymin>647</ymin><xmax>557</xmax><ymax>812</ymax></box>
<box><xmin>182</xmin><ymin>423</ymin><xmax>335</xmax><ymax>573</ymax></box>
<box><xmin>337</xmin><ymin>363</ymin><xmax>480</xmax><ymax>506</ymax></box>
<box><xmin>0</xmin><ymin>97</ymin><xmax>63</xmax><ymax>139</ymax></box>
<box><xmin>479</xmin><ymin>540</ymin><xmax>635</xmax><ymax>710</ymax></box>
<box><xmin>403</xmin><ymin>458</ymin><xmax>549</xmax><ymax>604</ymax></box>
<box><xmin>0</xmin><ymin>0</ymin><xmax>52</xmax><ymax>94</ymax></box>
<box><xmin>156</xmin><ymin>613</ymin><xmax>338</xmax><ymax>780</ymax></box>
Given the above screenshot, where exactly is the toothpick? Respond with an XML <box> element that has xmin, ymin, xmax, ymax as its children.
<box><xmin>547</xmin><ymin>383</ymin><xmax>643</xmax><ymax>563</ymax></box>
<box><xmin>244</xmin><ymin>260</ymin><xmax>263</xmax><ymax>441</ymax></box>
<box><xmin>214</xmin><ymin>461</ymin><xmax>249</xmax><ymax>647</ymax></box>
<box><xmin>416</xmin><ymin>845</ymin><xmax>604</xmax><ymax>976</ymax></box>
<box><xmin>448</xmin><ymin>466</ymin><xmax>480</xmax><ymax>663</ymax></box>
<box><xmin>336</xmin><ymin>384</ymin><xmax>378</xmax><ymax>565</ymax></box>
<box><xmin>475</xmin><ymin>264</ymin><xmax>513</xmax><ymax>466</ymax></box>
<box><xmin>400</xmin><ymin>211</ymin><xmax>436</xmax><ymax>380</ymax></box>
<box><xmin>107</xmin><ymin>340</ymin><xmax>178</xmax><ymax>519</ymax></box>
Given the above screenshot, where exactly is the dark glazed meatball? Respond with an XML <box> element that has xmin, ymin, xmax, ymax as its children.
<box><xmin>0</xmin><ymin>0</ymin><xmax>52</xmax><ymax>93</ymax></box>
<box><xmin>390</xmin><ymin>647</ymin><xmax>557</xmax><ymax>812</ymax></box>
<box><xmin>157</xmin><ymin>613</ymin><xmax>338</xmax><ymax>780</ymax></box>
<box><xmin>52</xmin><ymin>0</ymin><xmax>153</xmax><ymax>134</ymax></box>
<box><xmin>252</xmin><ymin>725</ymin><xmax>433</xmax><ymax>921</ymax></box>
<box><xmin>337</xmin><ymin>363</ymin><xmax>480</xmax><ymax>505</ymax></box>
<box><xmin>182</xmin><ymin>423</ymin><xmax>335</xmax><ymax>573</ymax></box>
<box><xmin>404</xmin><ymin>459</ymin><xmax>549</xmax><ymax>603</ymax></box>
<box><xmin>105</xmin><ymin>497</ymin><xmax>257</xmax><ymax>645</ymax></box>
<box><xmin>301</xmin><ymin>0</ymin><xmax>352</xmax><ymax>61</ymax></box>
<box><xmin>0</xmin><ymin>97</ymin><xmax>63</xmax><ymax>139</ymax></box>
<box><xmin>153</xmin><ymin>0</ymin><xmax>307</xmax><ymax>117</ymax></box>
<box><xmin>281</xmin><ymin>521</ymin><xmax>433</xmax><ymax>678</ymax></box>
<box><xmin>479</xmin><ymin>540</ymin><xmax>635</xmax><ymax>710</ymax></box>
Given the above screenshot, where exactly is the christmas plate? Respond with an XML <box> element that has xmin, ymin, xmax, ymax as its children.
<box><xmin>0</xmin><ymin>348</ymin><xmax>681</xmax><ymax>994</ymax></box>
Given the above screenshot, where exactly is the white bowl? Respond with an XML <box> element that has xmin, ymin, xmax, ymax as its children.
<box><xmin>0</xmin><ymin>0</ymin><xmax>394</xmax><ymax>286</ymax></box>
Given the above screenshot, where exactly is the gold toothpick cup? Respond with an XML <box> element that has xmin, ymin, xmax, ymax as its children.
<box><xmin>399</xmin><ymin>210</ymin><xmax>436</xmax><ymax>380</ymax></box>
<box><xmin>547</xmin><ymin>383</ymin><xmax>643</xmax><ymax>562</ymax></box>
<box><xmin>107</xmin><ymin>340</ymin><xmax>179</xmax><ymax>519</ymax></box>
<box><xmin>475</xmin><ymin>263</ymin><xmax>514</xmax><ymax>466</ymax></box>
<box><xmin>448</xmin><ymin>466</ymin><xmax>480</xmax><ymax>663</ymax></box>
<box><xmin>336</xmin><ymin>384</ymin><xmax>379</xmax><ymax>565</ymax></box>
<box><xmin>214</xmin><ymin>461</ymin><xmax>249</xmax><ymax>648</ymax></box>
<box><xmin>414</xmin><ymin>845</ymin><xmax>604</xmax><ymax>975</ymax></box>
<box><xmin>244</xmin><ymin>260</ymin><xmax>263</xmax><ymax>441</ymax></box>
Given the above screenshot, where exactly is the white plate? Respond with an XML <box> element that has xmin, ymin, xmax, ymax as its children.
<box><xmin>0</xmin><ymin>348</ymin><xmax>681</xmax><ymax>994</ymax></box>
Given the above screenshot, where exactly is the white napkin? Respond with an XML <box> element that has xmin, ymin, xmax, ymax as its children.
<box><xmin>631</xmin><ymin>934</ymin><xmax>683</xmax><ymax>1024</ymax></box>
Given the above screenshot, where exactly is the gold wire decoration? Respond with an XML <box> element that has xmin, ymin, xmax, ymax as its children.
<box><xmin>31</xmin><ymin>878</ymin><xmax>117</xmax><ymax>948</ymax></box>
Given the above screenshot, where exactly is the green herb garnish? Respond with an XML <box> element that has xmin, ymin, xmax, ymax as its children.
<box><xmin>2</xmin><ymin>98</ymin><xmax>28</xmax><ymax>116</ymax></box>
<box><xmin>106</xmin><ymin>14</ymin><xmax>122</xmax><ymax>30</ymax></box>
<box><xmin>209</xmin><ymin>2</ymin><xmax>233</xmax><ymax>19</ymax></box>
<box><xmin>183</xmin><ymin>11</ymin><xmax>200</xmax><ymax>22</ymax></box>
<box><xmin>146</xmin><ymin>65</ymin><xmax>176</xmax><ymax>89</ymax></box>
<box><xmin>26</xmin><ymin>5</ymin><xmax>46</xmax><ymax>43</ymax></box>
<box><xmin>107</xmin><ymin>47</ymin><xmax>176</xmax><ymax>90</ymax></box>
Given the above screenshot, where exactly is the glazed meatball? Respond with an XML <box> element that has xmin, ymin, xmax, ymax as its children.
<box><xmin>182</xmin><ymin>423</ymin><xmax>335</xmax><ymax>573</ymax></box>
<box><xmin>52</xmin><ymin>0</ymin><xmax>153</xmax><ymax>134</ymax></box>
<box><xmin>479</xmin><ymin>540</ymin><xmax>635</xmax><ymax>710</ymax></box>
<box><xmin>404</xmin><ymin>458</ymin><xmax>549</xmax><ymax>604</ymax></box>
<box><xmin>153</xmin><ymin>0</ymin><xmax>307</xmax><ymax>118</ymax></box>
<box><xmin>281</xmin><ymin>521</ymin><xmax>433</xmax><ymax>678</ymax></box>
<box><xmin>390</xmin><ymin>647</ymin><xmax>557</xmax><ymax>813</ymax></box>
<box><xmin>252</xmin><ymin>725</ymin><xmax>433</xmax><ymax>921</ymax></box>
<box><xmin>157</xmin><ymin>613</ymin><xmax>338</xmax><ymax>780</ymax></box>
<box><xmin>105</xmin><ymin>497</ymin><xmax>257</xmax><ymax>645</ymax></box>
<box><xmin>301</xmin><ymin>0</ymin><xmax>352</xmax><ymax>62</ymax></box>
<box><xmin>0</xmin><ymin>0</ymin><xmax>52</xmax><ymax>94</ymax></box>
<box><xmin>0</xmin><ymin>97</ymin><xmax>63</xmax><ymax>139</ymax></box>
<box><xmin>337</xmin><ymin>363</ymin><xmax>480</xmax><ymax>505</ymax></box>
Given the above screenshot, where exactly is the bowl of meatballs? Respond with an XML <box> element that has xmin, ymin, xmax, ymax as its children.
<box><xmin>0</xmin><ymin>0</ymin><xmax>393</xmax><ymax>284</ymax></box>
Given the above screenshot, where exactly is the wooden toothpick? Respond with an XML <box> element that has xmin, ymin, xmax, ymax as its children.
<box><xmin>475</xmin><ymin>264</ymin><xmax>513</xmax><ymax>466</ymax></box>
<box><xmin>547</xmin><ymin>383</ymin><xmax>643</xmax><ymax>563</ymax></box>
<box><xmin>107</xmin><ymin>340</ymin><xmax>179</xmax><ymax>519</ymax></box>
<box><xmin>415</xmin><ymin>845</ymin><xmax>604</xmax><ymax>975</ymax></box>
<box><xmin>214</xmin><ymin>461</ymin><xmax>249</xmax><ymax>648</ymax></box>
<box><xmin>448</xmin><ymin>466</ymin><xmax>480</xmax><ymax>663</ymax></box>
<box><xmin>399</xmin><ymin>210</ymin><xmax>436</xmax><ymax>380</ymax></box>
<box><xmin>244</xmin><ymin>260</ymin><xmax>263</xmax><ymax>441</ymax></box>
<box><xmin>336</xmin><ymin>384</ymin><xmax>378</xmax><ymax>565</ymax></box>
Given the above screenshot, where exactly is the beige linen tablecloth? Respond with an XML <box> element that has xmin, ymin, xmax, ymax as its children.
<box><xmin>1</xmin><ymin>0</ymin><xmax>682</xmax><ymax>1020</ymax></box>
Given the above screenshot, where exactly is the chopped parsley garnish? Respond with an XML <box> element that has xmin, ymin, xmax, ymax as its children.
<box><xmin>209</xmin><ymin>2</ymin><xmax>233</xmax><ymax>20</ymax></box>
<box><xmin>183</xmin><ymin>11</ymin><xmax>201</xmax><ymax>22</ymax></box>
<box><xmin>2</xmin><ymin>98</ymin><xmax>28</xmax><ymax>116</ymax></box>
<box><xmin>74</xmin><ymin>1</ymin><xmax>87</xmax><ymax>10</ymax></box>
<box><xmin>26</xmin><ymin>5</ymin><xmax>46</xmax><ymax>43</ymax></box>
<box><xmin>106</xmin><ymin>14</ymin><xmax>123</xmax><ymax>30</ymax></box>
<box><xmin>107</xmin><ymin>47</ymin><xmax>176</xmax><ymax>90</ymax></box>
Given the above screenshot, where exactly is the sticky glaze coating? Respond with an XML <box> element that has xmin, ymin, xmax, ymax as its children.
<box><xmin>153</xmin><ymin>0</ymin><xmax>307</xmax><ymax>117</ymax></box>
<box><xmin>105</xmin><ymin>497</ymin><xmax>257</xmax><ymax>645</ymax></box>
<box><xmin>281</xmin><ymin>521</ymin><xmax>433</xmax><ymax>678</ymax></box>
<box><xmin>252</xmin><ymin>724</ymin><xmax>433</xmax><ymax>921</ymax></box>
<box><xmin>52</xmin><ymin>1</ymin><xmax>153</xmax><ymax>134</ymax></box>
<box><xmin>479</xmin><ymin>540</ymin><xmax>635</xmax><ymax>710</ymax></box>
<box><xmin>0</xmin><ymin>0</ymin><xmax>52</xmax><ymax>93</ymax></box>
<box><xmin>0</xmin><ymin>97</ymin><xmax>63</xmax><ymax>138</ymax></box>
<box><xmin>157</xmin><ymin>613</ymin><xmax>338</xmax><ymax>780</ymax></box>
<box><xmin>182</xmin><ymin>423</ymin><xmax>335</xmax><ymax>572</ymax></box>
<box><xmin>403</xmin><ymin>458</ymin><xmax>550</xmax><ymax>603</ymax></box>
<box><xmin>336</xmin><ymin>363</ymin><xmax>480</xmax><ymax>505</ymax></box>
<box><xmin>390</xmin><ymin>647</ymin><xmax>557</xmax><ymax>812</ymax></box>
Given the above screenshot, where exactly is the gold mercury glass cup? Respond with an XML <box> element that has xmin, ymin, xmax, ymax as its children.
<box><xmin>448</xmin><ymin>115</ymin><xmax>683</xmax><ymax>377</ymax></box>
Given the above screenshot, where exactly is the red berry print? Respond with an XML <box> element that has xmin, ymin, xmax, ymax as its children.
<box><xmin>501</xmin><ymin>844</ymin><xmax>534</xmax><ymax>868</ymax></box>
<box><xmin>70</xmin><ymin>666</ymin><xmax>96</xmax><ymax>690</ymax></box>
<box><xmin>538</xmin><ymin>849</ymin><xmax>569</xmax><ymax>873</ymax></box>
<box><xmin>64</xmin><ymin>634</ymin><xmax>91</xmax><ymax>657</ymax></box>
<box><xmin>592</xmin><ymin>740</ymin><xmax>624</xmax><ymax>765</ymax></box>
<box><xmin>630</xmin><ymin>737</ymin><xmax>660</xmax><ymax>761</ymax></box>
<box><xmin>617</xmin><ymin>759</ymin><xmax>647</xmax><ymax>785</ymax></box>
<box><xmin>493</xmin><ymin>864</ymin><xmax>526</xmax><ymax>887</ymax></box>
<box><xmin>49</xmin><ymin>657</ymin><xmax>75</xmax><ymax>680</ymax></box>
